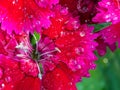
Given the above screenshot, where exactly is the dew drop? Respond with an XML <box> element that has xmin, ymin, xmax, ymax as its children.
<box><xmin>107</xmin><ymin>29</ymin><xmax>111</xmax><ymax>31</ymax></box>
<box><xmin>56</xmin><ymin>73</ymin><xmax>60</xmax><ymax>76</ymax></box>
<box><xmin>5</xmin><ymin>76</ymin><xmax>12</xmax><ymax>82</ymax></box>
<box><xmin>84</xmin><ymin>20</ymin><xmax>88</xmax><ymax>23</ymax></box>
<box><xmin>74</xmin><ymin>60</ymin><xmax>77</xmax><ymax>65</ymax></box>
<box><xmin>105</xmin><ymin>14</ymin><xmax>110</xmax><ymax>18</ymax></box>
<box><xmin>12</xmin><ymin>1</ymin><xmax>15</xmax><ymax>4</ymax></box>
<box><xmin>1</xmin><ymin>83</ymin><xmax>5</xmax><ymax>88</ymax></box>
<box><xmin>68</xmin><ymin>82</ymin><xmax>73</xmax><ymax>85</ymax></box>
<box><xmin>18</xmin><ymin>6</ymin><xmax>22</xmax><ymax>10</ymax></box>
<box><xmin>106</xmin><ymin>19</ymin><xmax>111</xmax><ymax>22</ymax></box>
<box><xmin>75</xmin><ymin>47</ymin><xmax>84</xmax><ymax>54</ymax></box>
<box><xmin>77</xmin><ymin>65</ymin><xmax>81</xmax><ymax>69</ymax></box>
<box><xmin>29</xmin><ymin>15</ymin><xmax>33</xmax><ymax>19</ymax></box>
<box><xmin>60</xmin><ymin>31</ymin><xmax>65</xmax><ymax>36</ymax></box>
<box><xmin>106</xmin><ymin>2</ymin><xmax>111</xmax><ymax>5</ymax></box>
<box><xmin>12</xmin><ymin>0</ymin><xmax>18</xmax><ymax>4</ymax></box>
<box><xmin>113</xmin><ymin>35</ymin><xmax>117</xmax><ymax>38</ymax></box>
<box><xmin>103</xmin><ymin>58</ymin><xmax>108</xmax><ymax>64</ymax></box>
<box><xmin>11</xmin><ymin>85</ymin><xmax>14</xmax><ymax>88</ymax></box>
<box><xmin>36</xmin><ymin>21</ymin><xmax>41</xmax><ymax>25</ymax></box>
<box><xmin>1</xmin><ymin>18</ymin><xmax>4</xmax><ymax>21</ymax></box>
<box><xmin>113</xmin><ymin>16</ymin><xmax>118</xmax><ymax>20</ymax></box>
<box><xmin>80</xmin><ymin>31</ymin><xmax>85</xmax><ymax>37</ymax></box>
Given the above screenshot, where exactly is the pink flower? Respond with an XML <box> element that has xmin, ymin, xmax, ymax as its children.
<box><xmin>95</xmin><ymin>36</ymin><xmax>116</xmax><ymax>56</ymax></box>
<box><xmin>36</xmin><ymin>0</ymin><xmax>59</xmax><ymax>8</ymax></box>
<box><xmin>93</xmin><ymin>0</ymin><xmax>120</xmax><ymax>24</ymax></box>
<box><xmin>0</xmin><ymin>0</ymin><xmax>54</xmax><ymax>34</ymax></box>
<box><xmin>100</xmin><ymin>23</ymin><xmax>120</xmax><ymax>48</ymax></box>
<box><xmin>92</xmin><ymin>0</ymin><xmax>120</xmax><ymax>55</ymax></box>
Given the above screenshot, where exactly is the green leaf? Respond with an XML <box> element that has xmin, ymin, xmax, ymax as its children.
<box><xmin>30</xmin><ymin>31</ymin><xmax>40</xmax><ymax>46</ymax></box>
<box><xmin>90</xmin><ymin>22</ymin><xmax>111</xmax><ymax>32</ymax></box>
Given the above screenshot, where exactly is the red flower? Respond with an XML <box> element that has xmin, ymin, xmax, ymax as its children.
<box><xmin>55</xmin><ymin>25</ymin><xmax>97</xmax><ymax>79</ymax></box>
<box><xmin>0</xmin><ymin>0</ymin><xmax>53</xmax><ymax>34</ymax></box>
<box><xmin>42</xmin><ymin>63</ymin><xmax>77</xmax><ymax>90</ymax></box>
<box><xmin>0</xmin><ymin>1</ymin><xmax>99</xmax><ymax>89</ymax></box>
<box><xmin>0</xmin><ymin>55</ymin><xmax>77</xmax><ymax>90</ymax></box>
<box><xmin>43</xmin><ymin>5</ymin><xmax>80</xmax><ymax>39</ymax></box>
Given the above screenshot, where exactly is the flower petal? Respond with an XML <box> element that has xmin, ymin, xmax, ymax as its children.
<box><xmin>0</xmin><ymin>0</ymin><xmax>53</xmax><ymax>34</ymax></box>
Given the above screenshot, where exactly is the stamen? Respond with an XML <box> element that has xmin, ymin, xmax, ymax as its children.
<box><xmin>55</xmin><ymin>47</ymin><xmax>61</xmax><ymax>53</ymax></box>
<box><xmin>35</xmin><ymin>61</ymin><xmax>42</xmax><ymax>79</ymax></box>
<box><xmin>39</xmin><ymin>49</ymin><xmax>58</xmax><ymax>57</ymax></box>
<box><xmin>16</xmin><ymin>42</ymin><xmax>31</xmax><ymax>52</ymax></box>
<box><xmin>39</xmin><ymin>57</ymin><xmax>52</xmax><ymax>62</ymax></box>
<box><xmin>39</xmin><ymin>42</ymin><xmax>53</xmax><ymax>51</ymax></box>
<box><xmin>16</xmin><ymin>54</ymin><xmax>27</xmax><ymax>58</ymax></box>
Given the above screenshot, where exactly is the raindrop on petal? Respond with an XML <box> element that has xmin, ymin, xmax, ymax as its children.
<box><xmin>80</xmin><ymin>31</ymin><xmax>85</xmax><ymax>37</ymax></box>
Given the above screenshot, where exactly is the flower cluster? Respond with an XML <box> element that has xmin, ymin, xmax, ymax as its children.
<box><xmin>0</xmin><ymin>0</ymin><xmax>120</xmax><ymax>90</ymax></box>
<box><xmin>93</xmin><ymin>0</ymin><xmax>120</xmax><ymax>55</ymax></box>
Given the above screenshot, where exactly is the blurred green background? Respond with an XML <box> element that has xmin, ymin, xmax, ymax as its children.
<box><xmin>77</xmin><ymin>23</ymin><xmax>120</xmax><ymax>90</ymax></box>
<box><xmin>77</xmin><ymin>48</ymin><xmax>120</xmax><ymax>90</ymax></box>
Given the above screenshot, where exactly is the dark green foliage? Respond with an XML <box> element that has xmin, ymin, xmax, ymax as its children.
<box><xmin>90</xmin><ymin>22</ymin><xmax>111</xmax><ymax>32</ymax></box>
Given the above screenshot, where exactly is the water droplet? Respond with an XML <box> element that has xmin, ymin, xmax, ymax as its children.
<box><xmin>11</xmin><ymin>85</ymin><xmax>14</xmax><ymax>88</ymax></box>
<box><xmin>36</xmin><ymin>21</ymin><xmax>41</xmax><ymax>25</ymax></box>
<box><xmin>113</xmin><ymin>35</ymin><xmax>117</xmax><ymax>38</ymax></box>
<box><xmin>80</xmin><ymin>31</ymin><xmax>85</xmax><ymax>37</ymax></box>
<box><xmin>106</xmin><ymin>19</ymin><xmax>111</xmax><ymax>22</ymax></box>
<box><xmin>103</xmin><ymin>58</ymin><xmax>108</xmax><ymax>64</ymax></box>
<box><xmin>105</xmin><ymin>14</ymin><xmax>110</xmax><ymax>18</ymax></box>
<box><xmin>75</xmin><ymin>47</ymin><xmax>84</xmax><ymax>54</ymax></box>
<box><xmin>12</xmin><ymin>1</ymin><xmax>15</xmax><ymax>4</ymax></box>
<box><xmin>56</xmin><ymin>73</ymin><xmax>60</xmax><ymax>76</ymax></box>
<box><xmin>107</xmin><ymin>29</ymin><xmax>111</xmax><ymax>31</ymax></box>
<box><xmin>12</xmin><ymin>0</ymin><xmax>18</xmax><ymax>4</ymax></box>
<box><xmin>29</xmin><ymin>15</ymin><xmax>33</xmax><ymax>19</ymax></box>
<box><xmin>1</xmin><ymin>83</ymin><xmax>5</xmax><ymax>88</ymax></box>
<box><xmin>74</xmin><ymin>60</ymin><xmax>77</xmax><ymax>64</ymax></box>
<box><xmin>68</xmin><ymin>82</ymin><xmax>73</xmax><ymax>85</ymax></box>
<box><xmin>60</xmin><ymin>8</ymin><xmax>68</xmax><ymax>15</ymax></box>
<box><xmin>5</xmin><ymin>76</ymin><xmax>12</xmax><ymax>82</ymax></box>
<box><xmin>77</xmin><ymin>65</ymin><xmax>81</xmax><ymax>69</ymax></box>
<box><xmin>113</xmin><ymin>16</ymin><xmax>118</xmax><ymax>20</ymax></box>
<box><xmin>106</xmin><ymin>2</ymin><xmax>111</xmax><ymax>5</ymax></box>
<box><xmin>60</xmin><ymin>31</ymin><xmax>65</xmax><ymax>36</ymax></box>
<box><xmin>18</xmin><ymin>6</ymin><xmax>22</xmax><ymax>10</ymax></box>
<box><xmin>85</xmin><ymin>20</ymin><xmax>88</xmax><ymax>23</ymax></box>
<box><xmin>82</xmin><ymin>6</ymin><xmax>88</xmax><ymax>12</ymax></box>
